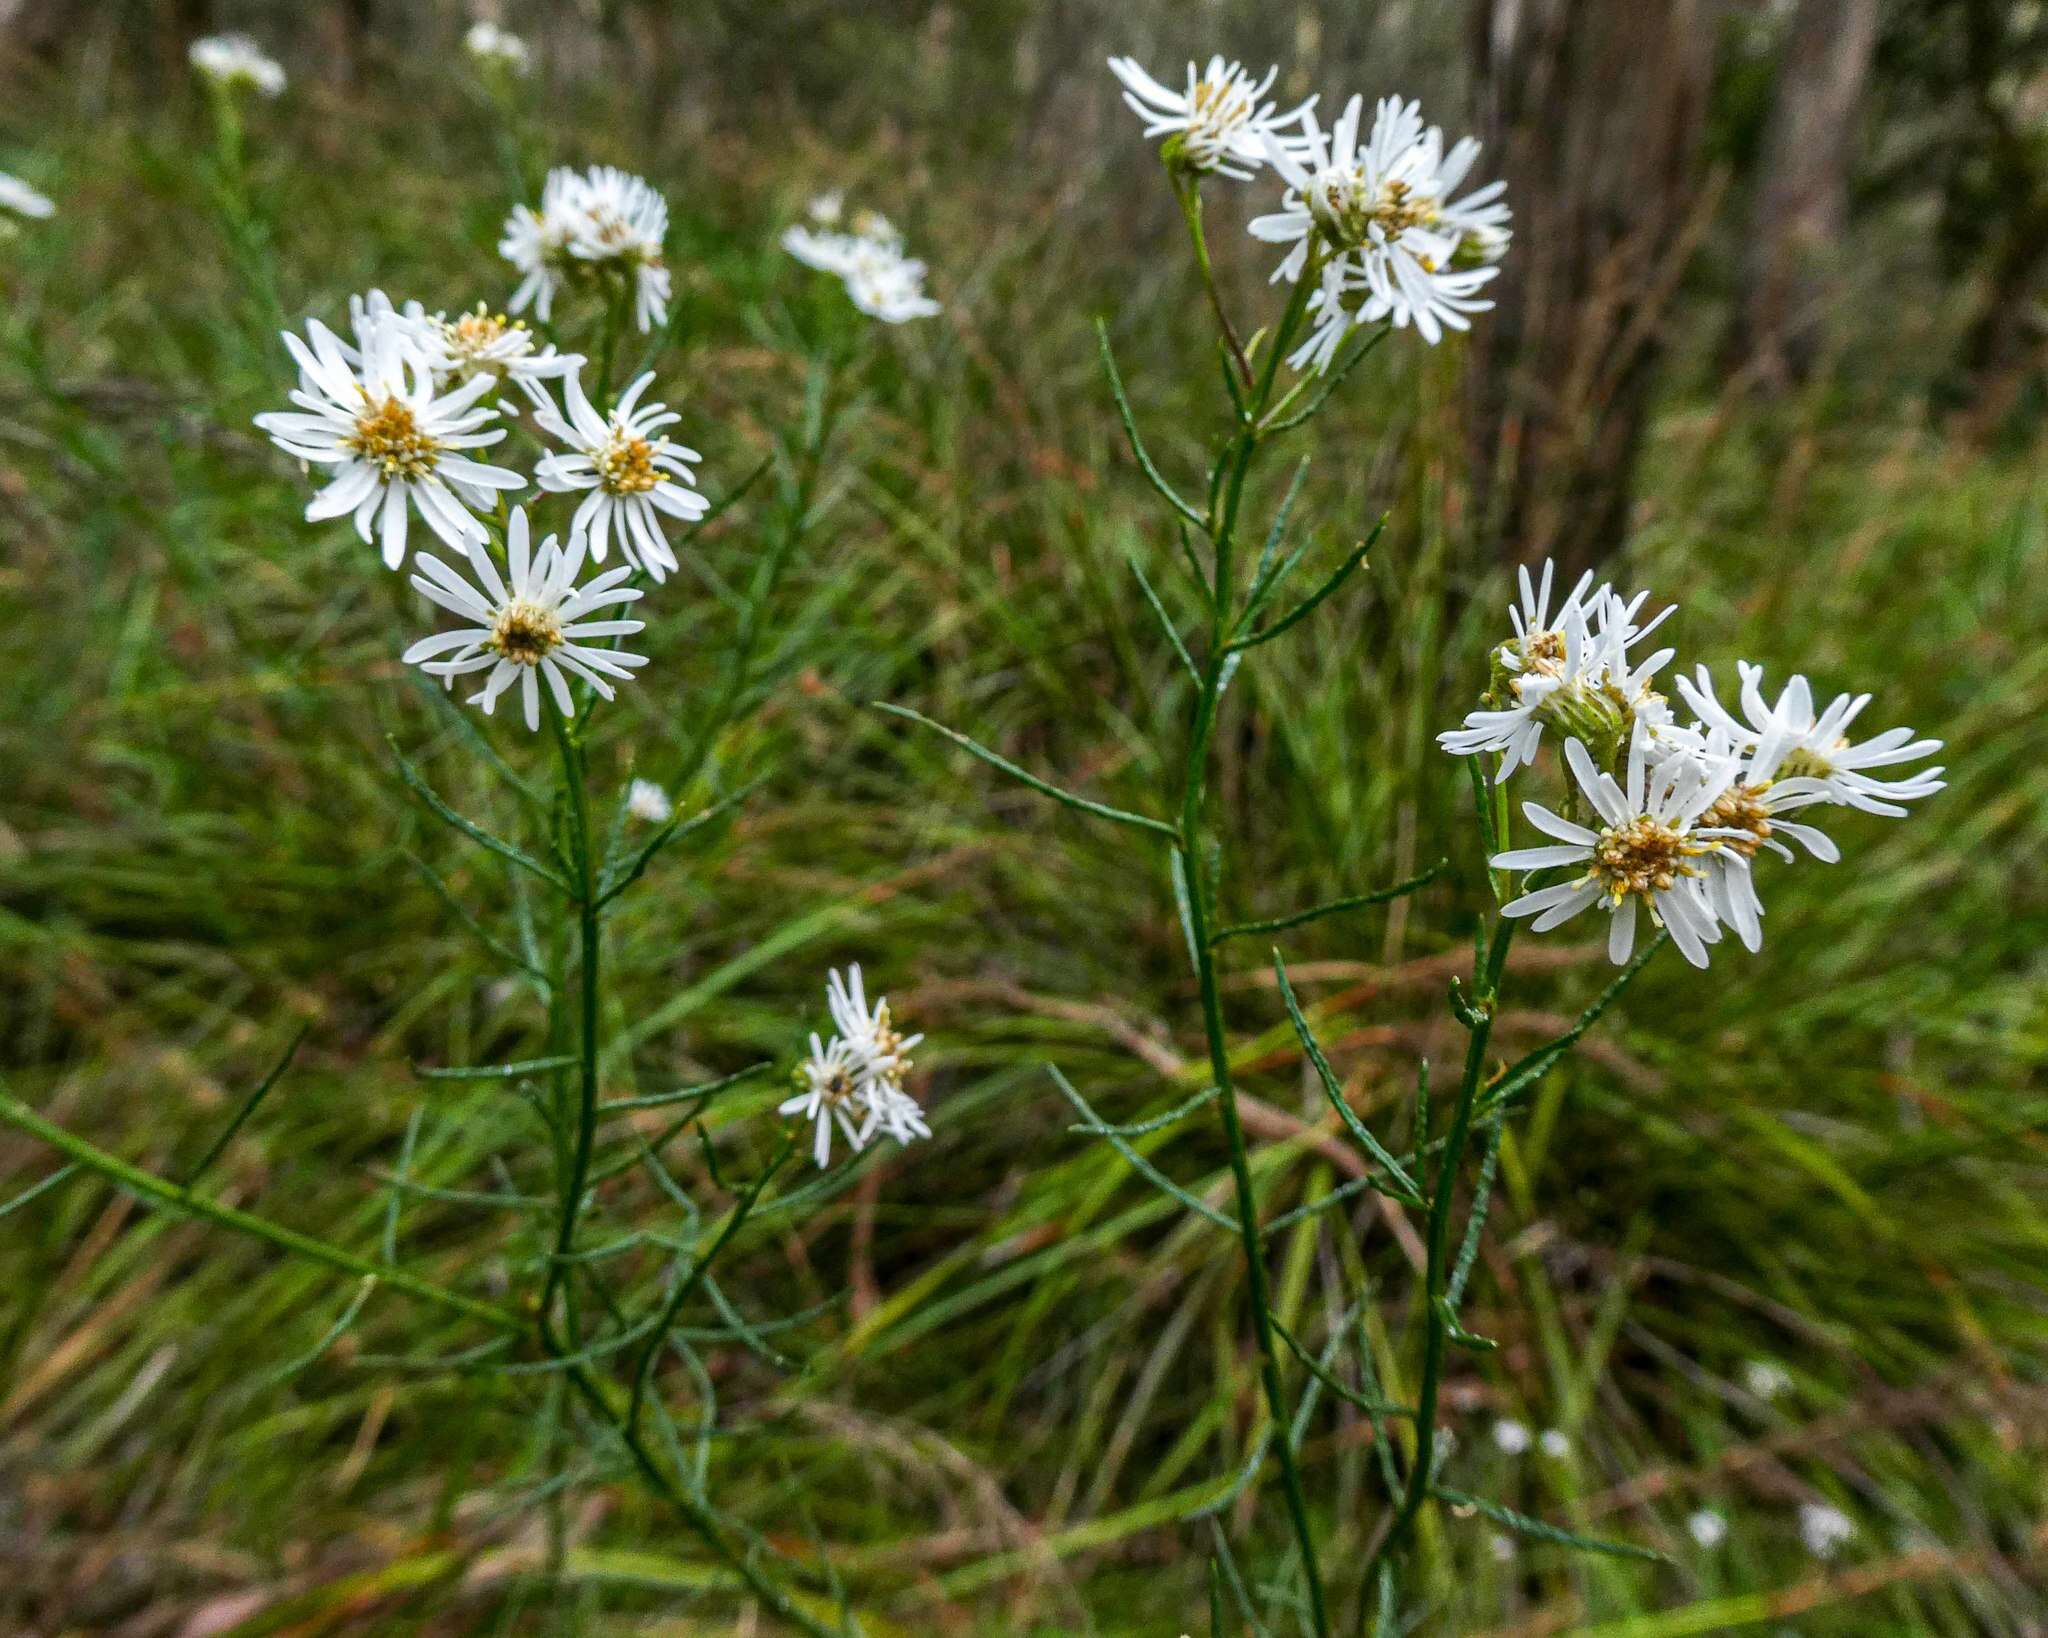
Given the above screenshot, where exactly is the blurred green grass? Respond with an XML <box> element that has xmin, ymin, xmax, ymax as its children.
<box><xmin>1</xmin><ymin>26</ymin><xmax>2044</xmax><ymax>1638</ymax></box>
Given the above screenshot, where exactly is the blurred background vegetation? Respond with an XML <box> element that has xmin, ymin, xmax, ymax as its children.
<box><xmin>0</xmin><ymin>1</ymin><xmax>2044</xmax><ymax>1633</ymax></box>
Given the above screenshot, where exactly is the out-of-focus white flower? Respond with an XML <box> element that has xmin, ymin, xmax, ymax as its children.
<box><xmin>1494</xmin><ymin>724</ymin><xmax>1737</xmax><ymax>968</ymax></box>
<box><xmin>530</xmin><ymin>368</ymin><xmax>707</xmax><ymax>582</ymax></box>
<box><xmin>1491</xmin><ymin>1418</ymin><xmax>1531</xmax><ymax>1455</ymax></box>
<box><xmin>1252</xmin><ymin>94</ymin><xmax>1507</xmax><ymax>350</ymax></box>
<box><xmin>1487</xmin><ymin>1532</ymin><xmax>1516</xmax><ymax>1563</ymax></box>
<box><xmin>1105</xmin><ymin>55</ymin><xmax>1315</xmax><ymax>180</ymax></box>
<box><xmin>1688</xmin><ymin>1509</ymin><xmax>1729</xmax><ymax>1550</ymax></box>
<box><xmin>1540</xmin><ymin>1428</ymin><xmax>1572</xmax><ymax>1458</ymax></box>
<box><xmin>502</xmin><ymin>166</ymin><xmax>670</xmax><ymax>333</ymax></box>
<box><xmin>254</xmin><ymin>314</ymin><xmax>523</xmax><ymax>568</ymax></box>
<box><xmin>1741</xmin><ymin>1359</ymin><xmax>1793</xmax><ymax>1400</ymax></box>
<box><xmin>1439</xmin><ymin>560</ymin><xmax>1672</xmax><ymax>780</ymax></box>
<box><xmin>402</xmin><ymin>506</ymin><xmax>647</xmax><ymax>731</ymax></box>
<box><xmin>781</xmin><ymin>966</ymin><xmax>930</xmax><ymax>1168</ymax></box>
<box><xmin>0</xmin><ymin>170</ymin><xmax>55</xmax><ymax>224</ymax></box>
<box><xmin>1798</xmin><ymin>1502</ymin><xmax>1856</xmax><ymax>1560</ymax></box>
<box><xmin>416</xmin><ymin>303</ymin><xmax>581</xmax><ymax>392</ymax></box>
<box><xmin>1677</xmin><ymin>663</ymin><xmax>1945</xmax><ymax>817</ymax></box>
<box><xmin>190</xmin><ymin>34</ymin><xmax>287</xmax><ymax>97</ymax></box>
<box><xmin>626</xmin><ymin>778</ymin><xmax>672</xmax><ymax>824</ymax></box>
<box><xmin>465</xmin><ymin>20</ymin><xmax>531</xmax><ymax>74</ymax></box>
<box><xmin>783</xmin><ymin>205</ymin><xmax>942</xmax><ymax>323</ymax></box>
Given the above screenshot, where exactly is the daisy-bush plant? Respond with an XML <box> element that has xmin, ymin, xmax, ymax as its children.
<box><xmin>877</xmin><ymin>42</ymin><xmax>1942</xmax><ymax>1635</ymax></box>
<box><xmin>0</xmin><ymin>50</ymin><xmax>939</xmax><ymax>1638</ymax></box>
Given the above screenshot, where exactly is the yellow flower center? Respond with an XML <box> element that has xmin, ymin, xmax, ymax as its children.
<box><xmin>347</xmin><ymin>396</ymin><xmax>439</xmax><ymax>479</ymax></box>
<box><xmin>1777</xmin><ymin>744</ymin><xmax>1840</xmax><ymax>782</ymax></box>
<box><xmin>1590</xmin><ymin>815</ymin><xmax>1707</xmax><ymax>904</ymax></box>
<box><xmin>597</xmin><ymin>432</ymin><xmax>665</xmax><ymax>495</ymax></box>
<box><xmin>1700</xmin><ymin>782</ymin><xmax>1774</xmax><ymax>859</ymax></box>
<box><xmin>489</xmin><ymin>599</ymin><xmax>562</xmax><ymax>665</ymax></box>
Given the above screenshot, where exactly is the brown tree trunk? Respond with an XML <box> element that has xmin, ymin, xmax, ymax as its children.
<box><xmin>1463</xmin><ymin>0</ymin><xmax>1725</xmax><ymax>575</ymax></box>
<box><xmin>1738</xmin><ymin>0</ymin><xmax>1880</xmax><ymax>388</ymax></box>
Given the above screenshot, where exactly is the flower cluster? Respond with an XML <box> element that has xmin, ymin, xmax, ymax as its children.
<box><xmin>782</xmin><ymin>193</ymin><xmax>941</xmax><ymax>324</ymax></box>
<box><xmin>1443</xmin><ymin>559</ymin><xmax>1943</xmax><ymax>968</ymax></box>
<box><xmin>1107</xmin><ymin>56</ymin><xmax>1509</xmax><ymax>366</ymax></box>
<box><xmin>257</xmin><ymin>276</ymin><xmax>711</xmax><ymax>725</ymax></box>
<box><xmin>779</xmin><ymin>966</ymin><xmax>930</xmax><ymax>1167</ymax></box>
<box><xmin>501</xmin><ymin>165</ymin><xmax>671</xmax><ymax>333</ymax></box>
<box><xmin>190</xmin><ymin>33</ymin><xmax>287</xmax><ymax>98</ymax></box>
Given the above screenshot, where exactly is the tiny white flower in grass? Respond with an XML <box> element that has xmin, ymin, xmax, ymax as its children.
<box><xmin>464</xmin><ymin>20</ymin><xmax>531</xmax><ymax>75</ymax></box>
<box><xmin>626</xmin><ymin>778</ymin><xmax>672</xmax><ymax>824</ymax></box>
<box><xmin>1105</xmin><ymin>55</ymin><xmax>1315</xmax><ymax>180</ymax></box>
<box><xmin>1487</xmin><ymin>1532</ymin><xmax>1516</xmax><ymax>1563</ymax></box>
<box><xmin>0</xmin><ymin>170</ymin><xmax>55</xmax><ymax>224</ymax></box>
<box><xmin>783</xmin><ymin>205</ymin><xmax>942</xmax><ymax>323</ymax></box>
<box><xmin>1491</xmin><ymin>1418</ymin><xmax>1531</xmax><ymax>1455</ymax></box>
<box><xmin>1741</xmin><ymin>1359</ymin><xmax>1793</xmax><ymax>1400</ymax></box>
<box><xmin>782</xmin><ymin>966</ymin><xmax>929</xmax><ymax>1168</ymax></box>
<box><xmin>503</xmin><ymin>166</ymin><xmax>671</xmax><ymax>333</ymax></box>
<box><xmin>1677</xmin><ymin>663</ymin><xmax>1945</xmax><ymax>817</ymax></box>
<box><xmin>1440</xmin><ymin>560</ymin><xmax>1652</xmax><ymax>779</ymax></box>
<box><xmin>254</xmin><ymin>314</ymin><xmax>524</xmax><ymax>568</ymax></box>
<box><xmin>1539</xmin><ymin>1428</ymin><xmax>1571</xmax><ymax>1458</ymax></box>
<box><xmin>190</xmin><ymin>33</ymin><xmax>286</xmax><ymax>98</ymax></box>
<box><xmin>1253</xmin><ymin>94</ymin><xmax>1507</xmax><ymax>347</ymax></box>
<box><xmin>531</xmin><ymin>367</ymin><xmax>707</xmax><ymax>582</ymax></box>
<box><xmin>1798</xmin><ymin>1502</ymin><xmax>1856</xmax><ymax>1560</ymax></box>
<box><xmin>1688</xmin><ymin>1509</ymin><xmax>1729</xmax><ymax>1550</ymax></box>
<box><xmin>403</xmin><ymin>505</ymin><xmax>648</xmax><ymax>731</ymax></box>
<box><xmin>1493</xmin><ymin>724</ymin><xmax>1736</xmax><ymax>968</ymax></box>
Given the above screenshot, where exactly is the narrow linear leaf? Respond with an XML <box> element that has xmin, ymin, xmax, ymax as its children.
<box><xmin>405</xmin><ymin>850</ymin><xmax>542</xmax><ymax>977</ymax></box>
<box><xmin>1211</xmin><ymin>859</ymin><xmax>1447</xmax><ymax>943</ymax></box>
<box><xmin>1097</xmin><ymin>318</ymin><xmax>1206</xmax><ymax>529</ymax></box>
<box><xmin>1130</xmin><ymin>555</ymin><xmax>1198</xmax><ymax>684</ymax></box>
<box><xmin>1445</xmin><ymin>1118</ymin><xmax>1503</xmax><ymax>1312</ymax></box>
<box><xmin>0</xmin><ymin>1163</ymin><xmax>78</xmax><ymax>1220</ymax></box>
<box><xmin>1049</xmin><ymin>1066</ymin><xmax>1234</xmax><ymax>1230</ymax></box>
<box><xmin>1270</xmin><ymin>1315</ymin><xmax>1416</xmax><ymax>1418</ymax></box>
<box><xmin>1478</xmin><ymin>932</ymin><xmax>1665</xmax><ymax>1118</ymax></box>
<box><xmin>1273</xmin><ymin>954</ymin><xmax>1422</xmax><ymax>1203</ymax></box>
<box><xmin>1242</xmin><ymin>456</ymin><xmax>1312</xmax><ymax>622</ymax></box>
<box><xmin>391</xmin><ymin>739</ymin><xmax>571</xmax><ymax>894</ymax></box>
<box><xmin>1067</xmin><ymin>1084</ymin><xmax>1219</xmax><ymax>1138</ymax></box>
<box><xmin>1263</xmin><ymin>324</ymin><xmax>1390</xmax><ymax>434</ymax></box>
<box><xmin>874</xmin><ymin>702</ymin><xmax>1178</xmax><ymax>840</ymax></box>
<box><xmin>1230</xmin><ymin>515</ymin><xmax>1385</xmax><ymax>651</ymax></box>
<box><xmin>597</xmin><ymin>779</ymin><xmax>763</xmax><ymax>908</ymax></box>
<box><xmin>183</xmin><ymin>1021</ymin><xmax>308</xmax><ymax>1186</ymax></box>
<box><xmin>601</xmin><ymin>1062</ymin><xmax>770</xmax><ymax>1117</ymax></box>
<box><xmin>1431</xmin><ymin>1487</ymin><xmax>1667</xmax><ymax>1562</ymax></box>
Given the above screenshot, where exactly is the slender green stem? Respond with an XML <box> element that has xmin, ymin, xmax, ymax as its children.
<box><xmin>1354</xmin><ymin>919</ymin><xmax>1516</xmax><ymax>1618</ymax></box>
<box><xmin>541</xmin><ymin>697</ymin><xmax>601</xmax><ymax>1338</ymax></box>
<box><xmin>1175</xmin><ymin>172</ymin><xmax>1252</xmax><ymax>386</ymax></box>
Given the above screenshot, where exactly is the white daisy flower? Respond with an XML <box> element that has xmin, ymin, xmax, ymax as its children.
<box><xmin>0</xmin><ymin>170</ymin><xmax>56</xmax><ymax>224</ymax></box>
<box><xmin>1252</xmin><ymin>94</ymin><xmax>1507</xmax><ymax>347</ymax></box>
<box><xmin>626</xmin><ymin>778</ymin><xmax>673</xmax><ymax>824</ymax></box>
<box><xmin>826</xmin><ymin>964</ymin><xmax>925</xmax><ymax>1087</ymax></box>
<box><xmin>190</xmin><ymin>33</ymin><xmax>286</xmax><ymax>98</ymax></box>
<box><xmin>1798</xmin><ymin>1502</ymin><xmax>1856</xmax><ymax>1560</ymax></box>
<box><xmin>402</xmin><ymin>506</ymin><xmax>647</xmax><ymax>731</ymax></box>
<box><xmin>780</xmin><ymin>1035</ymin><xmax>879</xmax><ymax>1169</ymax></box>
<box><xmin>254</xmin><ymin>314</ymin><xmax>524</xmax><ymax>569</ymax></box>
<box><xmin>1741</xmin><ymin>1359</ymin><xmax>1793</xmax><ymax>1400</ymax></box>
<box><xmin>464</xmin><ymin>20</ymin><xmax>531</xmax><ymax>75</ymax></box>
<box><xmin>531</xmin><ymin>368</ymin><xmax>707</xmax><ymax>582</ymax></box>
<box><xmin>1539</xmin><ymin>1428</ymin><xmax>1571</xmax><ymax>1458</ymax></box>
<box><xmin>413</xmin><ymin>302</ymin><xmax>581</xmax><ymax>392</ymax></box>
<box><xmin>1491</xmin><ymin>1418</ymin><xmax>1531</xmax><ymax>1455</ymax></box>
<box><xmin>1688</xmin><ymin>1509</ymin><xmax>1729</xmax><ymax>1550</ymax></box>
<box><xmin>1677</xmin><ymin>663</ymin><xmax>1945</xmax><ymax>817</ymax></box>
<box><xmin>1438</xmin><ymin>560</ymin><xmax>1632</xmax><ymax>778</ymax></box>
<box><xmin>783</xmin><ymin>211</ymin><xmax>943</xmax><ymax>324</ymax></box>
<box><xmin>1493</xmin><ymin>725</ymin><xmax>1737</xmax><ymax>968</ymax></box>
<box><xmin>502</xmin><ymin>165</ymin><xmax>671</xmax><ymax>333</ymax></box>
<box><xmin>1105</xmin><ymin>55</ymin><xmax>1315</xmax><ymax>180</ymax></box>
